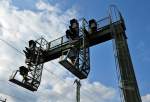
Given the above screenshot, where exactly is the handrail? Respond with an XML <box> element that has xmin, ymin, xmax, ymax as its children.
<box><xmin>47</xmin><ymin>16</ymin><xmax>116</xmax><ymax>50</ymax></box>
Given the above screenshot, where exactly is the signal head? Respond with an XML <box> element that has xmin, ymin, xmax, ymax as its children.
<box><xmin>19</xmin><ymin>66</ymin><xmax>28</xmax><ymax>76</ymax></box>
<box><xmin>29</xmin><ymin>40</ymin><xmax>36</xmax><ymax>48</ymax></box>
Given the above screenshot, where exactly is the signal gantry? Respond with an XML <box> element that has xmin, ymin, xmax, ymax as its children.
<box><xmin>9</xmin><ymin>6</ymin><xmax>142</xmax><ymax>102</ymax></box>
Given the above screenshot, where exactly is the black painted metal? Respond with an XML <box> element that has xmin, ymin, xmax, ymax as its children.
<box><xmin>9</xmin><ymin>7</ymin><xmax>142</xmax><ymax>102</ymax></box>
<box><xmin>111</xmin><ymin>23</ymin><xmax>142</xmax><ymax>102</ymax></box>
<box><xmin>9</xmin><ymin>38</ymin><xmax>48</xmax><ymax>91</ymax></box>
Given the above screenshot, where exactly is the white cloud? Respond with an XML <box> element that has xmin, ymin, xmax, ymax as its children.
<box><xmin>36</xmin><ymin>0</ymin><xmax>57</xmax><ymax>12</ymax></box>
<box><xmin>0</xmin><ymin>0</ymin><xmax>120</xmax><ymax>102</ymax></box>
<box><xmin>142</xmin><ymin>94</ymin><xmax>150</xmax><ymax>102</ymax></box>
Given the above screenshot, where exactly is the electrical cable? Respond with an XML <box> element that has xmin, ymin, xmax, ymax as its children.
<box><xmin>0</xmin><ymin>38</ymin><xmax>99</xmax><ymax>102</ymax></box>
<box><xmin>0</xmin><ymin>40</ymin><xmax>73</xmax><ymax>101</ymax></box>
<box><xmin>0</xmin><ymin>80</ymin><xmax>34</xmax><ymax>102</ymax></box>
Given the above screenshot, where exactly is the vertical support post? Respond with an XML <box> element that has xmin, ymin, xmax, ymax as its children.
<box><xmin>74</xmin><ymin>79</ymin><xmax>81</xmax><ymax>102</ymax></box>
<box><xmin>109</xmin><ymin>6</ymin><xmax>142</xmax><ymax>102</ymax></box>
<box><xmin>111</xmin><ymin>22</ymin><xmax>142</xmax><ymax>102</ymax></box>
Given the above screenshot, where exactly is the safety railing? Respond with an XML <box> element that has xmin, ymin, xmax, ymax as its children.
<box><xmin>47</xmin><ymin>15</ymin><xmax>115</xmax><ymax>51</ymax></box>
<box><xmin>48</xmin><ymin>35</ymin><xmax>69</xmax><ymax>50</ymax></box>
<box><xmin>97</xmin><ymin>16</ymin><xmax>110</xmax><ymax>30</ymax></box>
<box><xmin>9</xmin><ymin>70</ymin><xmax>19</xmax><ymax>80</ymax></box>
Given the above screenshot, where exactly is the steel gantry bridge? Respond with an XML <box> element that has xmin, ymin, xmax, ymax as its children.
<box><xmin>9</xmin><ymin>6</ymin><xmax>142</xmax><ymax>102</ymax></box>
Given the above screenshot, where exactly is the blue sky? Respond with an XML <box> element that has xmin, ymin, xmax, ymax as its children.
<box><xmin>11</xmin><ymin>0</ymin><xmax>150</xmax><ymax>97</ymax></box>
<box><xmin>0</xmin><ymin>0</ymin><xmax>150</xmax><ymax>101</ymax></box>
<box><xmin>50</xmin><ymin>0</ymin><xmax>150</xmax><ymax>96</ymax></box>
